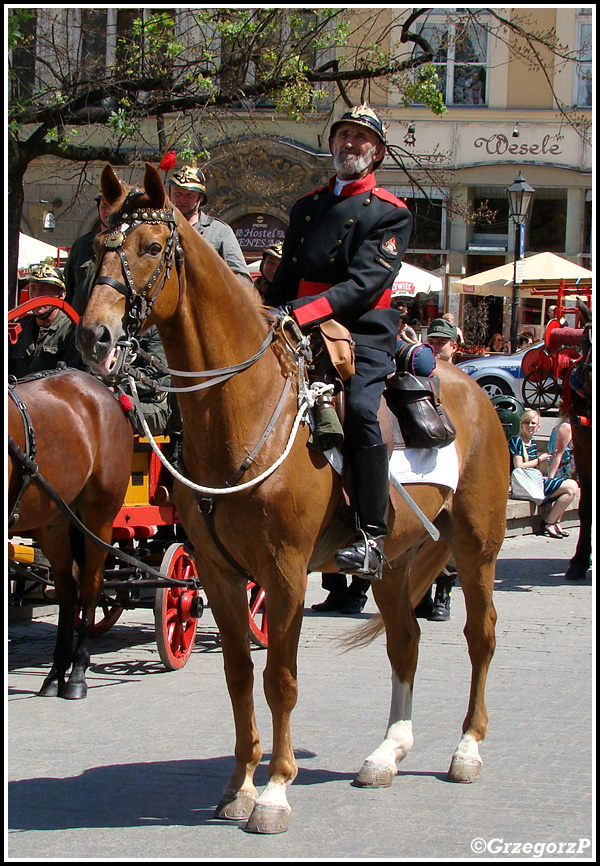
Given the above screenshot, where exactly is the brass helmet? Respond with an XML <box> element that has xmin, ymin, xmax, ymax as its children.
<box><xmin>29</xmin><ymin>262</ymin><xmax>65</xmax><ymax>292</ymax></box>
<box><xmin>262</xmin><ymin>242</ymin><xmax>283</xmax><ymax>262</ymax></box>
<box><xmin>329</xmin><ymin>104</ymin><xmax>388</xmax><ymax>169</ymax></box>
<box><xmin>168</xmin><ymin>166</ymin><xmax>207</xmax><ymax>202</ymax></box>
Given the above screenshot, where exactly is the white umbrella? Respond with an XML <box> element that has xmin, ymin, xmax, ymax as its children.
<box><xmin>451</xmin><ymin>252</ymin><xmax>592</xmax><ymax>298</ymax></box>
<box><xmin>391</xmin><ymin>262</ymin><xmax>443</xmax><ymax>298</ymax></box>
<box><xmin>18</xmin><ymin>233</ymin><xmax>61</xmax><ymax>278</ymax></box>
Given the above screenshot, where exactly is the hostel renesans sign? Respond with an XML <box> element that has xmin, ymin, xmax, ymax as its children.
<box><xmin>231</xmin><ymin>214</ymin><xmax>287</xmax><ymax>254</ymax></box>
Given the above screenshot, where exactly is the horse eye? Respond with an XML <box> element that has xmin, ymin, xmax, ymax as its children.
<box><xmin>147</xmin><ymin>243</ymin><xmax>163</xmax><ymax>256</ymax></box>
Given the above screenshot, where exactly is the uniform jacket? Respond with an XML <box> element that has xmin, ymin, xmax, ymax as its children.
<box><xmin>265</xmin><ymin>173</ymin><xmax>413</xmax><ymax>355</ymax></box>
<box><xmin>193</xmin><ymin>213</ymin><xmax>252</xmax><ymax>282</ymax></box>
<box><xmin>8</xmin><ymin>311</ymin><xmax>84</xmax><ymax>379</ymax></box>
<box><xmin>63</xmin><ymin>229</ymin><xmax>97</xmax><ymax>315</ymax></box>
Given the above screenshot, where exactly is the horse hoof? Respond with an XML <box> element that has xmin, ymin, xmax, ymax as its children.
<box><xmin>447</xmin><ymin>754</ymin><xmax>482</xmax><ymax>783</ymax></box>
<box><xmin>60</xmin><ymin>681</ymin><xmax>88</xmax><ymax>700</ymax></box>
<box><xmin>38</xmin><ymin>680</ymin><xmax>59</xmax><ymax>698</ymax></box>
<box><xmin>215</xmin><ymin>790</ymin><xmax>257</xmax><ymax>821</ymax></box>
<box><xmin>352</xmin><ymin>760</ymin><xmax>396</xmax><ymax>788</ymax></box>
<box><xmin>243</xmin><ymin>803</ymin><xmax>290</xmax><ymax>834</ymax></box>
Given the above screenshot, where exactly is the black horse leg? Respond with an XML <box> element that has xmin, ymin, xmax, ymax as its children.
<box><xmin>38</xmin><ymin>602</ymin><xmax>74</xmax><ymax>697</ymax></box>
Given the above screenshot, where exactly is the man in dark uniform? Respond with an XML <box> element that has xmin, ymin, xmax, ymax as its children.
<box><xmin>266</xmin><ymin>104</ymin><xmax>413</xmax><ymax>581</ymax></box>
<box><xmin>167</xmin><ymin>166</ymin><xmax>253</xmax><ymax>283</ymax></box>
<box><xmin>63</xmin><ymin>193</ymin><xmax>111</xmax><ymax>315</ymax></box>
<box><xmin>9</xmin><ymin>263</ymin><xmax>84</xmax><ymax>378</ymax></box>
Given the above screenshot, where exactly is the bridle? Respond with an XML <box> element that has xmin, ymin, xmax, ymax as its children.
<box><xmin>92</xmin><ymin>188</ymin><xmax>184</xmax><ymax>340</ymax></box>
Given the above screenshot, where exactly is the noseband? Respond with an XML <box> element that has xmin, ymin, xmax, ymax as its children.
<box><xmin>93</xmin><ymin>188</ymin><xmax>184</xmax><ymax>337</ymax></box>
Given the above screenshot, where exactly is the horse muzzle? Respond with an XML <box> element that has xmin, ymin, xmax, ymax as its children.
<box><xmin>75</xmin><ymin>320</ymin><xmax>123</xmax><ymax>374</ymax></box>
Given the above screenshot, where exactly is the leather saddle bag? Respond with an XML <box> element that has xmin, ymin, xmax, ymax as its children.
<box><xmin>385</xmin><ymin>372</ymin><xmax>456</xmax><ymax>449</ymax></box>
<box><xmin>317</xmin><ymin>320</ymin><xmax>356</xmax><ymax>381</ymax></box>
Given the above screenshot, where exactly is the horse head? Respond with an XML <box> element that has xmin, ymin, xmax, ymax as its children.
<box><xmin>76</xmin><ymin>163</ymin><xmax>182</xmax><ymax>374</ymax></box>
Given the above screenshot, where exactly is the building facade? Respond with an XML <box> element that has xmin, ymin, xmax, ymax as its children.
<box><xmin>13</xmin><ymin>7</ymin><xmax>592</xmax><ymax>344</ymax></box>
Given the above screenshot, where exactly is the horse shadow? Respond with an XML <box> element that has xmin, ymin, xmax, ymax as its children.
<box><xmin>7</xmin><ymin>751</ymin><xmax>361</xmax><ymax>832</ymax></box>
<box><xmin>493</xmin><ymin>550</ymin><xmax>591</xmax><ymax>591</ymax></box>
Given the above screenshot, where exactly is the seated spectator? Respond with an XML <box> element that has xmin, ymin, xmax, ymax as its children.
<box><xmin>517</xmin><ymin>331</ymin><xmax>534</xmax><ymax>348</ymax></box>
<box><xmin>8</xmin><ymin>263</ymin><xmax>84</xmax><ymax>379</ymax></box>
<box><xmin>508</xmin><ymin>409</ymin><xmax>578</xmax><ymax>539</ymax></box>
<box><xmin>487</xmin><ymin>333</ymin><xmax>506</xmax><ymax>353</ymax></box>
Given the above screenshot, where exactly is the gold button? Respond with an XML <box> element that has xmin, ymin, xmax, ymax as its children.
<box><xmin>329</xmin><ymin>257</ymin><xmax>335</xmax><ymax>263</ymax></box>
<box><xmin>292</xmin><ymin>257</ymin><xmax>298</xmax><ymax>263</ymax></box>
<box><xmin>336</xmin><ymin>239</ymin><xmax>342</xmax><ymax>245</ymax></box>
<box><xmin>305</xmin><ymin>215</ymin><xmax>311</xmax><ymax>221</ymax></box>
<box><xmin>363</xmin><ymin>198</ymin><xmax>371</xmax><ymax>206</ymax></box>
<box><xmin>314</xmin><ymin>194</ymin><xmax>319</xmax><ymax>200</ymax></box>
<box><xmin>346</xmin><ymin>219</ymin><xmax>354</xmax><ymax>226</ymax></box>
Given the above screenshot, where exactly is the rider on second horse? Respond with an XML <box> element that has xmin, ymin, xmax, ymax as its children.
<box><xmin>265</xmin><ymin>105</ymin><xmax>413</xmax><ymax>579</ymax></box>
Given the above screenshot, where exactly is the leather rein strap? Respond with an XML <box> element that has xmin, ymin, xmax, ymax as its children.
<box><xmin>7</xmin><ymin>381</ymin><xmax>37</xmax><ymax>529</ymax></box>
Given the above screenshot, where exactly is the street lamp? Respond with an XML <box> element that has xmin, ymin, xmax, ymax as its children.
<box><xmin>506</xmin><ymin>172</ymin><xmax>535</xmax><ymax>352</ymax></box>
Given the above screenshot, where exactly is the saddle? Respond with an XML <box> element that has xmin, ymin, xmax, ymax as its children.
<box><xmin>308</xmin><ymin>325</ymin><xmax>455</xmax><ymax>453</ymax></box>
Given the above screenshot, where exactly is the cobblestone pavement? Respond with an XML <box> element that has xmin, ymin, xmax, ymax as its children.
<box><xmin>7</xmin><ymin>530</ymin><xmax>593</xmax><ymax>860</ymax></box>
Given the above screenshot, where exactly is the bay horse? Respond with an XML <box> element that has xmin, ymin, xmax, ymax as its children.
<box><xmin>77</xmin><ymin>163</ymin><xmax>508</xmax><ymax>834</ymax></box>
<box><xmin>563</xmin><ymin>303</ymin><xmax>592</xmax><ymax>580</ymax></box>
<box><xmin>8</xmin><ymin>369</ymin><xmax>133</xmax><ymax>698</ymax></box>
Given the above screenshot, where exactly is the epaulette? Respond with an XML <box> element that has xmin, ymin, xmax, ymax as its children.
<box><xmin>296</xmin><ymin>185</ymin><xmax>328</xmax><ymax>203</ymax></box>
<box><xmin>372</xmin><ymin>187</ymin><xmax>408</xmax><ymax>208</ymax></box>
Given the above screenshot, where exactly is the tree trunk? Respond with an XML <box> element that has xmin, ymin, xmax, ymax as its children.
<box><xmin>8</xmin><ymin>136</ymin><xmax>26</xmax><ymax>309</ymax></box>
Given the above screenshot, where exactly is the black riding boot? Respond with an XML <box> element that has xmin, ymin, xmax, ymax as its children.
<box><xmin>429</xmin><ymin>568</ymin><xmax>455</xmax><ymax>622</ymax></box>
<box><xmin>335</xmin><ymin>443</ymin><xmax>389</xmax><ymax>580</ymax></box>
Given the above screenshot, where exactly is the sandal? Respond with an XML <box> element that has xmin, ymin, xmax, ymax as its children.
<box><xmin>540</xmin><ymin>520</ymin><xmax>563</xmax><ymax>539</ymax></box>
<box><xmin>556</xmin><ymin>524</ymin><xmax>570</xmax><ymax>538</ymax></box>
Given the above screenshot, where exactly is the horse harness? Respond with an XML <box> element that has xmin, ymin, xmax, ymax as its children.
<box><xmin>93</xmin><ymin>189</ymin><xmax>184</xmax><ymax>339</ymax></box>
<box><xmin>8</xmin><ymin>375</ymin><xmax>39</xmax><ymax>529</ymax></box>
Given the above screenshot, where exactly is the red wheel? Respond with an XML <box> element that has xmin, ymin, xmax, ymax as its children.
<box><xmin>154</xmin><ymin>543</ymin><xmax>201</xmax><ymax>670</ymax></box>
<box><xmin>522</xmin><ymin>372</ymin><xmax>559</xmax><ymax>411</ymax></box>
<box><xmin>74</xmin><ymin>591</ymin><xmax>124</xmax><ymax>636</ymax></box>
<box><xmin>247</xmin><ymin>580</ymin><xmax>268</xmax><ymax>648</ymax></box>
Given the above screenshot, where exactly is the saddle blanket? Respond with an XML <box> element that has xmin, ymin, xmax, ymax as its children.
<box><xmin>322</xmin><ymin>441</ymin><xmax>459</xmax><ymax>492</ymax></box>
<box><xmin>389</xmin><ymin>441</ymin><xmax>459</xmax><ymax>492</ymax></box>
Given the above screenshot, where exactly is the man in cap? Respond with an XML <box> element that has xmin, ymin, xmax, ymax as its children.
<box><xmin>168</xmin><ymin>166</ymin><xmax>252</xmax><ymax>283</ymax></box>
<box><xmin>255</xmin><ymin>242</ymin><xmax>283</xmax><ymax>298</ymax></box>
<box><xmin>426</xmin><ymin>317</ymin><xmax>459</xmax><ymax>362</ymax></box>
<box><xmin>266</xmin><ymin>104</ymin><xmax>413</xmax><ymax>582</ymax></box>
<box><xmin>9</xmin><ymin>263</ymin><xmax>84</xmax><ymax>378</ymax></box>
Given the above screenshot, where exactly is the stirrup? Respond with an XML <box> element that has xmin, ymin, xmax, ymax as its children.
<box><xmin>335</xmin><ymin>530</ymin><xmax>384</xmax><ymax>580</ymax></box>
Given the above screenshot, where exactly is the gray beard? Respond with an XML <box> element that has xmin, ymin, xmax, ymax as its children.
<box><xmin>333</xmin><ymin>146</ymin><xmax>376</xmax><ymax>179</ymax></box>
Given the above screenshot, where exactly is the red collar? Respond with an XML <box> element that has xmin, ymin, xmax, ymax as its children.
<box><xmin>328</xmin><ymin>174</ymin><xmax>377</xmax><ymax>197</ymax></box>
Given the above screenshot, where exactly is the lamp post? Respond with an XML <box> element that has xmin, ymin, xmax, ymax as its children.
<box><xmin>506</xmin><ymin>172</ymin><xmax>535</xmax><ymax>352</ymax></box>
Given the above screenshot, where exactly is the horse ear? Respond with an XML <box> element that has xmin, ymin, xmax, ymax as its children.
<box><xmin>144</xmin><ymin>162</ymin><xmax>167</xmax><ymax>207</ymax></box>
<box><xmin>101</xmin><ymin>164</ymin><xmax>123</xmax><ymax>205</ymax></box>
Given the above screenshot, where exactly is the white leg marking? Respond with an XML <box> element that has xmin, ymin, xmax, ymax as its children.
<box><xmin>452</xmin><ymin>733</ymin><xmax>482</xmax><ymax>764</ymax></box>
<box><xmin>255</xmin><ymin>780</ymin><xmax>291</xmax><ymax>813</ymax></box>
<box><xmin>364</xmin><ymin>673</ymin><xmax>414</xmax><ymax>771</ymax></box>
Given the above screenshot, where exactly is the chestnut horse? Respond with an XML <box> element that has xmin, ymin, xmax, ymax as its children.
<box><xmin>8</xmin><ymin>369</ymin><xmax>133</xmax><ymax>698</ymax></box>
<box><xmin>77</xmin><ymin>164</ymin><xmax>508</xmax><ymax>834</ymax></box>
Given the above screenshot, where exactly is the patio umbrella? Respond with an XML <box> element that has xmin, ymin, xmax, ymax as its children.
<box><xmin>391</xmin><ymin>261</ymin><xmax>443</xmax><ymax>298</ymax></box>
<box><xmin>451</xmin><ymin>252</ymin><xmax>592</xmax><ymax>298</ymax></box>
<box><xmin>18</xmin><ymin>233</ymin><xmax>61</xmax><ymax>278</ymax></box>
